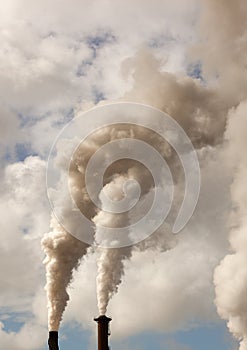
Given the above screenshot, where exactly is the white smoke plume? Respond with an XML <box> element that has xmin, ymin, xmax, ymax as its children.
<box><xmin>42</xmin><ymin>217</ymin><xmax>88</xmax><ymax>331</ymax></box>
<box><xmin>95</xmin><ymin>229</ymin><xmax>132</xmax><ymax>314</ymax></box>
<box><xmin>93</xmin><ymin>176</ymin><xmax>133</xmax><ymax>315</ymax></box>
<box><xmin>95</xmin><ymin>245</ymin><xmax>132</xmax><ymax>315</ymax></box>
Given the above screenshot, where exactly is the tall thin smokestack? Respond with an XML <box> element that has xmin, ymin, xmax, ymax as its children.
<box><xmin>48</xmin><ymin>331</ymin><xmax>59</xmax><ymax>350</ymax></box>
<box><xmin>94</xmin><ymin>315</ymin><xmax>112</xmax><ymax>350</ymax></box>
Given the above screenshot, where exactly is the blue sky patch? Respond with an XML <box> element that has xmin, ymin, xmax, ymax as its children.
<box><xmin>187</xmin><ymin>61</ymin><xmax>203</xmax><ymax>80</ymax></box>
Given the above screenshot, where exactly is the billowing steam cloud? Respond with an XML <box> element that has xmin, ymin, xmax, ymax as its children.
<box><xmin>96</xmin><ymin>245</ymin><xmax>131</xmax><ymax>315</ymax></box>
<box><xmin>195</xmin><ymin>1</ymin><xmax>247</xmax><ymax>349</ymax></box>
<box><xmin>121</xmin><ymin>1</ymin><xmax>247</xmax><ymax>347</ymax></box>
<box><xmin>41</xmin><ymin>0</ymin><xmax>247</xmax><ymax>345</ymax></box>
<box><xmin>94</xmin><ymin>176</ymin><xmax>132</xmax><ymax>315</ymax></box>
<box><xmin>214</xmin><ymin>101</ymin><xmax>247</xmax><ymax>349</ymax></box>
<box><xmin>93</xmin><ymin>177</ymin><xmax>132</xmax><ymax>315</ymax></box>
<box><xmin>70</xmin><ymin>125</ymin><xmax>171</xmax><ymax>316</ymax></box>
<box><xmin>42</xmin><ymin>217</ymin><xmax>88</xmax><ymax>331</ymax></box>
<box><xmin>42</xmin><ymin>85</ymin><xmax>224</xmax><ymax>323</ymax></box>
<box><xmin>42</xmin><ymin>124</ymin><xmax>163</xmax><ymax>324</ymax></box>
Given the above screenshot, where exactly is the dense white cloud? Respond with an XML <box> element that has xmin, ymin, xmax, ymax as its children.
<box><xmin>0</xmin><ymin>0</ymin><xmax>198</xmax><ymax>112</ymax></box>
<box><xmin>0</xmin><ymin>157</ymin><xmax>49</xmax><ymax>347</ymax></box>
<box><xmin>0</xmin><ymin>0</ymin><xmax>246</xmax><ymax>349</ymax></box>
<box><xmin>214</xmin><ymin>100</ymin><xmax>247</xmax><ymax>349</ymax></box>
<box><xmin>0</xmin><ymin>157</ymin><xmax>48</xmax><ymax>300</ymax></box>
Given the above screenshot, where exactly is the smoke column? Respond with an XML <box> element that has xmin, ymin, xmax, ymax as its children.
<box><xmin>93</xmin><ymin>176</ymin><xmax>133</xmax><ymax>315</ymax></box>
<box><xmin>96</xmin><ymin>246</ymin><xmax>132</xmax><ymax>315</ymax></box>
<box><xmin>42</xmin><ymin>217</ymin><xmax>88</xmax><ymax>330</ymax></box>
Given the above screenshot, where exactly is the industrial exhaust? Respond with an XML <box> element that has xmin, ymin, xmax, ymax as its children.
<box><xmin>94</xmin><ymin>315</ymin><xmax>112</xmax><ymax>350</ymax></box>
<box><xmin>48</xmin><ymin>331</ymin><xmax>59</xmax><ymax>350</ymax></box>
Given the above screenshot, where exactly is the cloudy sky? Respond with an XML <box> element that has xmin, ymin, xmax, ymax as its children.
<box><xmin>0</xmin><ymin>0</ymin><xmax>247</xmax><ymax>349</ymax></box>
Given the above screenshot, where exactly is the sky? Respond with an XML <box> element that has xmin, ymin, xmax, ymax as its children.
<box><xmin>0</xmin><ymin>0</ymin><xmax>247</xmax><ymax>350</ymax></box>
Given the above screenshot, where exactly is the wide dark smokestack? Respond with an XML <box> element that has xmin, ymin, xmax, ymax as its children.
<box><xmin>48</xmin><ymin>331</ymin><xmax>59</xmax><ymax>350</ymax></box>
<box><xmin>94</xmin><ymin>315</ymin><xmax>112</xmax><ymax>350</ymax></box>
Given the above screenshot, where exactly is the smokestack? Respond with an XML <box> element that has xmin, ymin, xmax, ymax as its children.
<box><xmin>48</xmin><ymin>331</ymin><xmax>59</xmax><ymax>350</ymax></box>
<box><xmin>94</xmin><ymin>315</ymin><xmax>112</xmax><ymax>350</ymax></box>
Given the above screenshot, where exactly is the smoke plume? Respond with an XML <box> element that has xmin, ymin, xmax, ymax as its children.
<box><xmin>42</xmin><ymin>217</ymin><xmax>88</xmax><ymax>331</ymax></box>
<box><xmin>96</xmin><ymin>245</ymin><xmax>132</xmax><ymax>315</ymax></box>
<box><xmin>93</xmin><ymin>176</ymin><xmax>133</xmax><ymax>315</ymax></box>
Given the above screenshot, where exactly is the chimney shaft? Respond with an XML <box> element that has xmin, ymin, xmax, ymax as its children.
<box><xmin>48</xmin><ymin>331</ymin><xmax>59</xmax><ymax>350</ymax></box>
<box><xmin>94</xmin><ymin>315</ymin><xmax>112</xmax><ymax>350</ymax></box>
